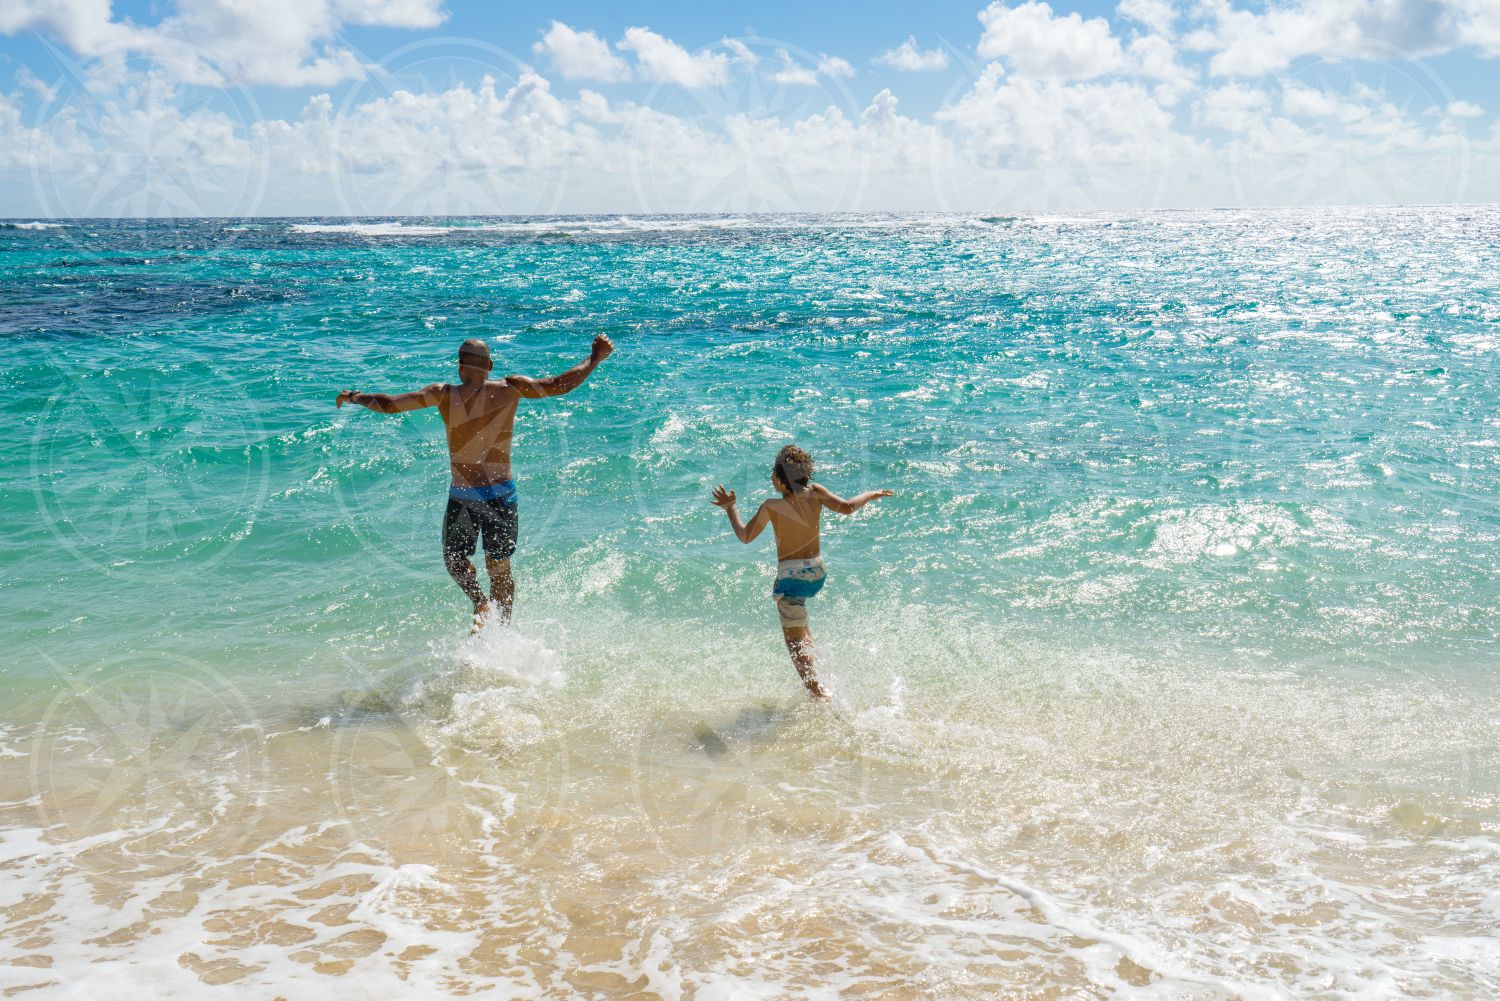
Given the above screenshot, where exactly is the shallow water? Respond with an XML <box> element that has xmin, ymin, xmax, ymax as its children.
<box><xmin>1</xmin><ymin>209</ymin><xmax>1498</xmax><ymax>998</ymax></box>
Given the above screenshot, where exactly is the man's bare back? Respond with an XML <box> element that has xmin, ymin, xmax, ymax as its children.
<box><xmin>437</xmin><ymin>380</ymin><xmax>521</xmax><ymax>487</ymax></box>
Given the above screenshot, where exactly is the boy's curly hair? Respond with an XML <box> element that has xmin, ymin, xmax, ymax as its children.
<box><xmin>773</xmin><ymin>444</ymin><xmax>814</xmax><ymax>493</ymax></box>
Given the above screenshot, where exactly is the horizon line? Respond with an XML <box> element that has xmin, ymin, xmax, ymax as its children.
<box><xmin>5</xmin><ymin>202</ymin><xmax>1500</xmax><ymax>222</ymax></box>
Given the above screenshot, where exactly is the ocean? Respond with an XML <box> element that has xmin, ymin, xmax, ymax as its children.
<box><xmin>1</xmin><ymin>209</ymin><xmax>1497</xmax><ymax>998</ymax></box>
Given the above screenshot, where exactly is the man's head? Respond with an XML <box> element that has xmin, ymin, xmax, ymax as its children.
<box><xmin>457</xmin><ymin>338</ymin><xmax>492</xmax><ymax>384</ymax></box>
<box><xmin>772</xmin><ymin>444</ymin><xmax>814</xmax><ymax>494</ymax></box>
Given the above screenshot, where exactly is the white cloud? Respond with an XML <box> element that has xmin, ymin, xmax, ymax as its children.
<box><xmin>1196</xmin><ymin>77</ymin><xmax>1446</xmax><ymax>150</ymax></box>
<box><xmin>7</xmin><ymin>63</ymin><xmax>1495</xmax><ymax>216</ymax></box>
<box><xmin>533</xmin><ymin>21</ymin><xmax>630</xmax><ymax>82</ymax></box>
<box><xmin>154</xmin><ymin>0</ymin><xmax>365</xmax><ymax>87</ymax></box>
<box><xmin>1194</xmin><ymin>83</ymin><xmax>1273</xmax><ymax>132</ymax></box>
<box><xmin>1468</xmin><ymin>3</ymin><xmax>1500</xmax><ymax>55</ymax></box>
<box><xmin>0</xmin><ymin>0</ymin><xmax>451</xmax><ymax>87</ymax></box>
<box><xmin>14</xmin><ymin>64</ymin><xmax>61</xmax><ymax>100</ymax></box>
<box><xmin>875</xmin><ymin>36</ymin><xmax>950</xmax><ymax>71</ymax></box>
<box><xmin>1127</xmin><ymin>33</ymin><xmax>1197</xmax><ymax>102</ymax></box>
<box><xmin>332</xmin><ymin>0</ymin><xmax>444</xmax><ymax>28</ymax></box>
<box><xmin>770</xmin><ymin>49</ymin><xmax>856</xmax><ymax>85</ymax></box>
<box><xmin>977</xmin><ymin>1</ymin><xmax>1126</xmax><ymax>77</ymax></box>
<box><xmin>942</xmin><ymin>63</ymin><xmax>1179</xmax><ymax>162</ymax></box>
<box><xmin>1190</xmin><ymin>0</ymin><xmax>1497</xmax><ymax>77</ymax></box>
<box><xmin>975</xmin><ymin>0</ymin><xmax>1194</xmax><ymax>100</ymax></box>
<box><xmin>937</xmin><ymin>64</ymin><xmax>1212</xmax><ymax>206</ymax></box>
<box><xmin>617</xmin><ymin>26</ymin><xmax>729</xmax><ymax>88</ymax></box>
<box><xmin>818</xmin><ymin>54</ymin><xmax>855</xmax><ymax>78</ymax></box>
<box><xmin>0</xmin><ymin>0</ymin><xmax>150</xmax><ymax>57</ymax></box>
<box><xmin>769</xmin><ymin>52</ymin><xmax>818</xmax><ymax>86</ymax></box>
<box><xmin>722</xmin><ymin>37</ymin><xmax>759</xmax><ymax>66</ymax></box>
<box><xmin>1179</xmin><ymin>71</ymin><xmax>1476</xmax><ymax>205</ymax></box>
<box><xmin>2</xmin><ymin>68</ymin><xmax>263</xmax><ymax>216</ymax></box>
<box><xmin>4</xmin><ymin>1</ymin><xmax>1497</xmax><ymax>214</ymax></box>
<box><xmin>1116</xmin><ymin>0</ymin><xmax>1178</xmax><ymax>36</ymax></box>
<box><xmin>1277</xmin><ymin>81</ymin><xmax>1424</xmax><ymax>147</ymax></box>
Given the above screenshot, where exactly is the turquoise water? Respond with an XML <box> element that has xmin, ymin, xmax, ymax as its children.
<box><xmin>2</xmin><ymin>210</ymin><xmax>1498</xmax><ymax>997</ymax></box>
<box><xmin>6</xmin><ymin>210</ymin><xmax>1498</xmax><ymax>672</ymax></box>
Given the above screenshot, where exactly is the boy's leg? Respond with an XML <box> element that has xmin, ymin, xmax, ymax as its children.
<box><xmin>486</xmin><ymin>557</ymin><xmax>514</xmax><ymax>624</ymax></box>
<box><xmin>780</xmin><ymin>625</ymin><xmax>828</xmax><ymax>700</ymax></box>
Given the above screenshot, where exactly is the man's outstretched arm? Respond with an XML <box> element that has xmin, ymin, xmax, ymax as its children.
<box><xmin>506</xmin><ymin>335</ymin><xmax>614</xmax><ymax>399</ymax></box>
<box><xmin>335</xmin><ymin>384</ymin><xmax>442</xmax><ymax>413</ymax></box>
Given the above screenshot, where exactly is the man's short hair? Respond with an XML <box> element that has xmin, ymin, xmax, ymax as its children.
<box><xmin>458</xmin><ymin>338</ymin><xmax>491</xmax><ymax>364</ymax></box>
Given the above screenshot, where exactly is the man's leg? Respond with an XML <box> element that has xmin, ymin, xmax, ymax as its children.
<box><xmin>477</xmin><ymin>497</ymin><xmax>518</xmax><ymax>626</ymax></box>
<box><xmin>445</xmin><ymin>550</ymin><xmax>489</xmax><ymax>615</ymax></box>
<box><xmin>486</xmin><ymin>557</ymin><xmax>514</xmax><ymax>624</ymax></box>
<box><xmin>442</xmin><ymin>500</ymin><xmax>490</xmax><ymax>628</ymax></box>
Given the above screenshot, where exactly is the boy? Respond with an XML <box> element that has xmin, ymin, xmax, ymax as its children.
<box><xmin>711</xmin><ymin>445</ymin><xmax>892</xmax><ymax>699</ymax></box>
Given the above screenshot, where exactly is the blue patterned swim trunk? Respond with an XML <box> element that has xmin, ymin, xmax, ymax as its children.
<box><xmin>772</xmin><ymin>555</ymin><xmax>826</xmax><ymax>628</ymax></box>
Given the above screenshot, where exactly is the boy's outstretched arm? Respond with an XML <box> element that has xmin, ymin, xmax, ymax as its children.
<box><xmin>711</xmin><ymin>486</ymin><xmax>770</xmax><ymax>543</ymax></box>
<box><xmin>506</xmin><ymin>335</ymin><xmax>614</xmax><ymax>399</ymax></box>
<box><xmin>335</xmin><ymin>384</ymin><xmax>442</xmax><ymax>413</ymax></box>
<box><xmin>812</xmin><ymin>483</ymin><xmax>893</xmax><ymax>516</ymax></box>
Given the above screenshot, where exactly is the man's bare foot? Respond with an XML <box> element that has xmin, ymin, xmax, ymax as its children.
<box><xmin>470</xmin><ymin>601</ymin><xmax>493</xmax><ymax>634</ymax></box>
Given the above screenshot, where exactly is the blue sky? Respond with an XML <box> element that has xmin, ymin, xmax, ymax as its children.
<box><xmin>2</xmin><ymin>0</ymin><xmax>1497</xmax><ymax>216</ymax></box>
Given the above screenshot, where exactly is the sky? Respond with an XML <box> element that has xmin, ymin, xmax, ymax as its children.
<box><xmin>1</xmin><ymin>0</ymin><xmax>1498</xmax><ymax>216</ymax></box>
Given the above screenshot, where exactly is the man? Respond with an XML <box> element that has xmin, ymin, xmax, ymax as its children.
<box><xmin>336</xmin><ymin>334</ymin><xmax>613</xmax><ymax>629</ymax></box>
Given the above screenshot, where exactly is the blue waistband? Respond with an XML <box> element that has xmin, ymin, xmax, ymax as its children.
<box><xmin>449</xmin><ymin>479</ymin><xmax>517</xmax><ymax>503</ymax></box>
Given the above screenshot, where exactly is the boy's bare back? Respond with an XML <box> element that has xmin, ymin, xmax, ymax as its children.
<box><xmin>760</xmin><ymin>486</ymin><xmax>833</xmax><ymax>560</ymax></box>
<box><xmin>715</xmin><ymin>480</ymin><xmax>892</xmax><ymax>559</ymax></box>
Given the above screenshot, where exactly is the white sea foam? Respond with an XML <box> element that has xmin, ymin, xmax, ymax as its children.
<box><xmin>3</xmin><ymin>221</ymin><xmax>69</xmax><ymax>230</ymax></box>
<box><xmin>396</xmin><ymin>625</ymin><xmax>569</xmax><ymax>753</ymax></box>
<box><xmin>4</xmin><ymin>625</ymin><xmax>1497</xmax><ymax>997</ymax></box>
<box><xmin>283</xmin><ymin>213</ymin><xmax>986</xmax><ymax>238</ymax></box>
<box><xmin>289</xmin><ymin>221</ymin><xmax>458</xmax><ymax>236</ymax></box>
<box><xmin>449</xmin><ymin>623</ymin><xmax>567</xmax><ymax>690</ymax></box>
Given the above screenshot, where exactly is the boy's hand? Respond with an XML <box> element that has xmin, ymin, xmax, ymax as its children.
<box><xmin>591</xmin><ymin>334</ymin><xmax>614</xmax><ymax>364</ymax></box>
<box><xmin>335</xmin><ymin>390</ymin><xmax>357</xmax><ymax>408</ymax></box>
<box><xmin>711</xmin><ymin>485</ymin><xmax>737</xmax><ymax>509</ymax></box>
<box><xmin>870</xmin><ymin>489</ymin><xmax>894</xmax><ymax>500</ymax></box>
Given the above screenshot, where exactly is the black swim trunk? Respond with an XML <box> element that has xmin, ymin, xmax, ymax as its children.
<box><xmin>442</xmin><ymin>481</ymin><xmax>518</xmax><ymax>562</ymax></box>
